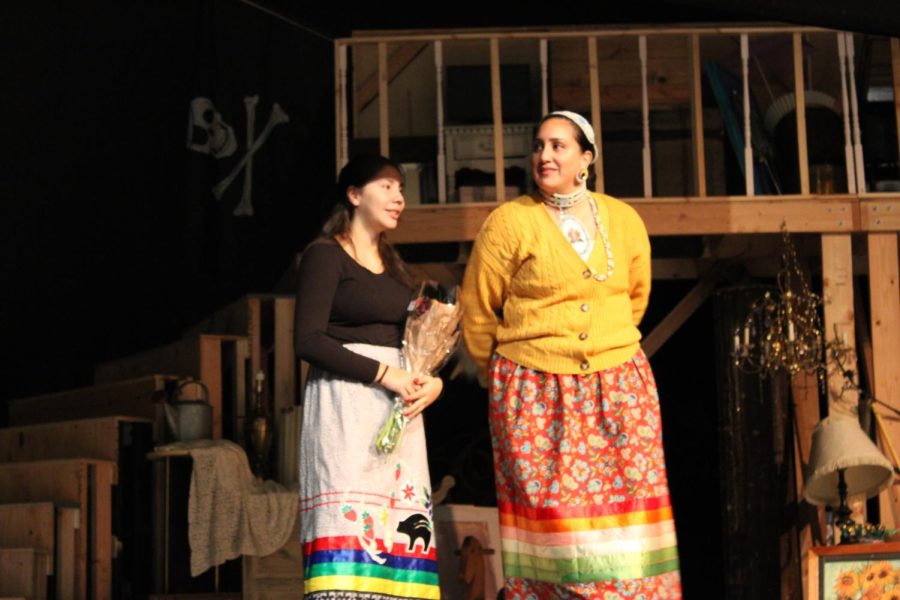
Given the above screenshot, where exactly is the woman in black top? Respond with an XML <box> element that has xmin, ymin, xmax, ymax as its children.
<box><xmin>294</xmin><ymin>155</ymin><xmax>443</xmax><ymax>599</ymax></box>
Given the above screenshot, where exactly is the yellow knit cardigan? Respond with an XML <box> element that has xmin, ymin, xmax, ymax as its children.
<box><xmin>460</xmin><ymin>192</ymin><xmax>652</xmax><ymax>380</ymax></box>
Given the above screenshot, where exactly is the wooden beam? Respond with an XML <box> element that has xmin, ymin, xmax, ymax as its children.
<box><xmin>392</xmin><ymin>196</ymin><xmax>866</xmax><ymax>243</ymax></box>
<box><xmin>490</xmin><ymin>38</ymin><xmax>505</xmax><ymax>202</ymax></box>
<box><xmin>341</xmin><ymin>24</ymin><xmax>830</xmax><ymax>45</ymax></box>
<box><xmin>690</xmin><ymin>34</ymin><xmax>706</xmax><ymax>198</ymax></box>
<box><xmin>861</xmin><ymin>198</ymin><xmax>900</xmax><ymax>231</ymax></box>
<box><xmin>869</xmin><ymin>233</ymin><xmax>900</xmax><ymax>528</ymax></box>
<box><xmin>642</xmin><ymin>272</ymin><xmax>717</xmax><ymax>358</ymax></box>
<box><xmin>821</xmin><ymin>234</ymin><xmax>858</xmax><ymax>417</ymax></box>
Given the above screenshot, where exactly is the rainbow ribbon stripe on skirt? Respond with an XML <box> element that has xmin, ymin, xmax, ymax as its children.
<box><xmin>498</xmin><ymin>496</ymin><xmax>679</xmax><ymax>583</ymax></box>
<box><xmin>303</xmin><ymin>535</ymin><xmax>440</xmax><ymax>599</ymax></box>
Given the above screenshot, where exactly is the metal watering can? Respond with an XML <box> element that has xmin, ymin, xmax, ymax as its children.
<box><xmin>163</xmin><ymin>380</ymin><xmax>212</xmax><ymax>442</ymax></box>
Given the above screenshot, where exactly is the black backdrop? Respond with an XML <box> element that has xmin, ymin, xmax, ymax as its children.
<box><xmin>1</xmin><ymin>1</ymin><xmax>333</xmax><ymax>402</ymax></box>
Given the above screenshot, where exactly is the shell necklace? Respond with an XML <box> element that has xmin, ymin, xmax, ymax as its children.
<box><xmin>541</xmin><ymin>186</ymin><xmax>615</xmax><ymax>282</ymax></box>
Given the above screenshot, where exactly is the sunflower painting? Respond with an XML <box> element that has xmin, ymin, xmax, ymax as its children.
<box><xmin>822</xmin><ymin>556</ymin><xmax>900</xmax><ymax>599</ymax></box>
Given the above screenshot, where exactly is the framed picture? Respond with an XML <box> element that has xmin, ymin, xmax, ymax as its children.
<box><xmin>809</xmin><ymin>542</ymin><xmax>900</xmax><ymax>599</ymax></box>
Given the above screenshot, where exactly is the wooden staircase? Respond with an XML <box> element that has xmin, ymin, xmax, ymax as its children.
<box><xmin>0</xmin><ymin>294</ymin><xmax>304</xmax><ymax>599</ymax></box>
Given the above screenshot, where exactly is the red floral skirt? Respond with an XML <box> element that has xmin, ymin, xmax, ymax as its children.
<box><xmin>489</xmin><ymin>349</ymin><xmax>682</xmax><ymax>599</ymax></box>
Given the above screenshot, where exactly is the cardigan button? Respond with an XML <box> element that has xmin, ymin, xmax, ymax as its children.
<box><xmin>583</xmin><ymin>269</ymin><xmax>592</xmax><ymax>279</ymax></box>
<box><xmin>580</xmin><ymin>303</ymin><xmax>589</xmax><ymax>312</ymax></box>
<box><xmin>579</xmin><ymin>332</ymin><xmax>588</xmax><ymax>341</ymax></box>
<box><xmin>580</xmin><ymin>361</ymin><xmax>590</xmax><ymax>370</ymax></box>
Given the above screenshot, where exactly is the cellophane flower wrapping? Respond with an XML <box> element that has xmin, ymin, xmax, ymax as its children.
<box><xmin>374</xmin><ymin>281</ymin><xmax>462</xmax><ymax>454</ymax></box>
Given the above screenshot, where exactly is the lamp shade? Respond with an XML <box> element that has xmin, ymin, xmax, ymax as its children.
<box><xmin>803</xmin><ymin>415</ymin><xmax>893</xmax><ymax>506</ymax></box>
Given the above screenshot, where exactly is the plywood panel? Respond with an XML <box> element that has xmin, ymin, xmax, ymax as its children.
<box><xmin>242</xmin><ymin>519</ymin><xmax>303</xmax><ymax>600</ymax></box>
<box><xmin>0</xmin><ymin>548</ymin><xmax>50</xmax><ymax>600</ymax></box>
<box><xmin>0</xmin><ymin>460</ymin><xmax>116</xmax><ymax>600</ymax></box>
<box><xmin>8</xmin><ymin>375</ymin><xmax>175</xmax><ymax>427</ymax></box>
<box><xmin>0</xmin><ymin>503</ymin><xmax>55</xmax><ymax>569</ymax></box>
<box><xmin>0</xmin><ymin>416</ymin><xmax>151</xmax><ymax>463</ymax></box>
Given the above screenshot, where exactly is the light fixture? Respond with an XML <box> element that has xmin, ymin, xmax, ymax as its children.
<box><xmin>804</xmin><ymin>415</ymin><xmax>893</xmax><ymax>536</ymax></box>
<box><xmin>733</xmin><ymin>225</ymin><xmax>824</xmax><ymax>376</ymax></box>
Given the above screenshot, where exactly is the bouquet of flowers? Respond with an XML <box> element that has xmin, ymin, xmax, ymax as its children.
<box><xmin>375</xmin><ymin>281</ymin><xmax>462</xmax><ymax>454</ymax></box>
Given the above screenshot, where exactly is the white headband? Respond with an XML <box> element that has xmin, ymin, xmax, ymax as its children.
<box><xmin>547</xmin><ymin>110</ymin><xmax>597</xmax><ymax>164</ymax></box>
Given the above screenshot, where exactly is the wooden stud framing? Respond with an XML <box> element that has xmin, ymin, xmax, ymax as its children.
<box><xmin>793</xmin><ymin>33</ymin><xmax>810</xmax><ymax>195</ymax></box>
<box><xmin>821</xmin><ymin>234</ymin><xmax>858</xmax><ymax>416</ymax></box>
<box><xmin>893</xmin><ymin>39</ymin><xmax>900</xmax><ymax>160</ymax></box>
<box><xmin>741</xmin><ymin>34</ymin><xmax>753</xmax><ymax>196</ymax></box>
<box><xmin>868</xmin><ymin>233</ymin><xmax>900</xmax><ymax>527</ymax></box>
<box><xmin>355</xmin><ymin>42</ymin><xmax>427</xmax><ymax>113</ymax></box>
<box><xmin>435</xmin><ymin>41</ymin><xmax>447</xmax><ymax>203</ymax></box>
<box><xmin>846</xmin><ymin>33</ymin><xmax>866</xmax><ymax>192</ymax></box>
<box><xmin>639</xmin><ymin>35</ymin><xmax>652</xmax><ymax>197</ymax></box>
<box><xmin>588</xmin><ymin>36</ymin><xmax>605</xmax><ymax>193</ymax></box>
<box><xmin>838</xmin><ymin>33</ymin><xmax>857</xmax><ymax>193</ymax></box>
<box><xmin>690</xmin><ymin>33</ymin><xmax>707</xmax><ymax>197</ymax></box>
<box><xmin>378</xmin><ymin>42</ymin><xmax>390</xmax><ymax>157</ymax></box>
<box><xmin>490</xmin><ymin>38</ymin><xmax>505</xmax><ymax>202</ymax></box>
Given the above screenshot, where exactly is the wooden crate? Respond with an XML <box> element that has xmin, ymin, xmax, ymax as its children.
<box><xmin>94</xmin><ymin>335</ymin><xmax>248</xmax><ymax>440</ymax></box>
<box><xmin>0</xmin><ymin>417</ymin><xmax>156</xmax><ymax>598</ymax></box>
<box><xmin>0</xmin><ymin>548</ymin><xmax>50</xmax><ymax>600</ymax></box>
<box><xmin>181</xmin><ymin>294</ymin><xmax>305</xmax><ymax>480</ymax></box>
<box><xmin>7</xmin><ymin>375</ymin><xmax>178</xmax><ymax>432</ymax></box>
<box><xmin>0</xmin><ymin>503</ymin><xmax>78</xmax><ymax>600</ymax></box>
<box><xmin>241</xmin><ymin>518</ymin><xmax>303</xmax><ymax>600</ymax></box>
<box><xmin>183</xmin><ymin>295</ymin><xmax>301</xmax><ymax>412</ymax></box>
<box><xmin>0</xmin><ymin>460</ymin><xmax>116</xmax><ymax>600</ymax></box>
<box><xmin>0</xmin><ymin>416</ymin><xmax>152</xmax><ymax>463</ymax></box>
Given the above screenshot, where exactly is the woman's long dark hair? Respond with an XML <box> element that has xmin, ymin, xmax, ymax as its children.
<box><xmin>317</xmin><ymin>154</ymin><xmax>414</xmax><ymax>288</ymax></box>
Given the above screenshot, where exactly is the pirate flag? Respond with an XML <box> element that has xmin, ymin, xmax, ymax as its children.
<box><xmin>183</xmin><ymin>0</ymin><xmax>334</xmax><ymax>310</ymax></box>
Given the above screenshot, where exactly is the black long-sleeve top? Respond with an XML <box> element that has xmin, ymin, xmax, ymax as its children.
<box><xmin>293</xmin><ymin>238</ymin><xmax>413</xmax><ymax>382</ymax></box>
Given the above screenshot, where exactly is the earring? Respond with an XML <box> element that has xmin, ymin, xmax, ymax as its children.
<box><xmin>576</xmin><ymin>168</ymin><xmax>589</xmax><ymax>183</ymax></box>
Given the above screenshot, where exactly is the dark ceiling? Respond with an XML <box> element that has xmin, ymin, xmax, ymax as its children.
<box><xmin>254</xmin><ymin>0</ymin><xmax>900</xmax><ymax>39</ymax></box>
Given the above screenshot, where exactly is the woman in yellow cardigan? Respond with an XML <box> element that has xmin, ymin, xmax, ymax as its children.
<box><xmin>461</xmin><ymin>111</ymin><xmax>681</xmax><ymax>599</ymax></box>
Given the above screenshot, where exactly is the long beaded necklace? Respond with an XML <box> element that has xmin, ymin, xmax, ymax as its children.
<box><xmin>541</xmin><ymin>186</ymin><xmax>615</xmax><ymax>282</ymax></box>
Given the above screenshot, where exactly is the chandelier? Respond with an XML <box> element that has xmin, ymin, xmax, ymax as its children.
<box><xmin>733</xmin><ymin>226</ymin><xmax>824</xmax><ymax>376</ymax></box>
